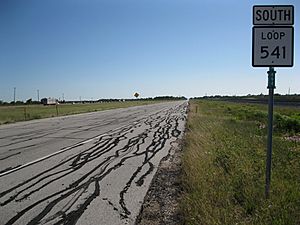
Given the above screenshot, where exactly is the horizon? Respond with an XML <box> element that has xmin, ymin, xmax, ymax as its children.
<box><xmin>2</xmin><ymin>93</ymin><xmax>300</xmax><ymax>104</ymax></box>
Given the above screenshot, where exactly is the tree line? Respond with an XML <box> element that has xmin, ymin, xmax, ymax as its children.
<box><xmin>0</xmin><ymin>96</ymin><xmax>187</xmax><ymax>105</ymax></box>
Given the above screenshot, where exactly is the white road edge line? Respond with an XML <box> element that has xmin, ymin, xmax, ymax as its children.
<box><xmin>0</xmin><ymin>134</ymin><xmax>101</xmax><ymax>178</ymax></box>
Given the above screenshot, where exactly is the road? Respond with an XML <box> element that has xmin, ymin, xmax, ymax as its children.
<box><xmin>0</xmin><ymin>101</ymin><xmax>187</xmax><ymax>225</ymax></box>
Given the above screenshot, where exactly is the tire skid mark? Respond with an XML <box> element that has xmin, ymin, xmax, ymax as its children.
<box><xmin>135</xmin><ymin>162</ymin><xmax>154</xmax><ymax>187</ymax></box>
<box><xmin>0</xmin><ymin>130</ymin><xmax>62</xmax><ymax>148</ymax></box>
<box><xmin>0</xmin><ymin>102</ymin><xmax>187</xmax><ymax>225</ymax></box>
<box><xmin>118</xmin><ymin>110</ymin><xmax>180</xmax><ymax>217</ymax></box>
<box><xmin>102</xmin><ymin>197</ymin><xmax>120</xmax><ymax>213</ymax></box>
<box><xmin>0</xmin><ymin>129</ymin><xmax>131</xmax><ymax>200</ymax></box>
<box><xmin>0</xmin><ymin>165</ymin><xmax>21</xmax><ymax>175</ymax></box>
<box><xmin>0</xmin><ymin>142</ymin><xmax>86</xmax><ymax>178</ymax></box>
<box><xmin>1</xmin><ymin>123</ymin><xmax>146</xmax><ymax>207</ymax></box>
<box><xmin>38</xmin><ymin>188</ymin><xmax>86</xmax><ymax>225</ymax></box>
<box><xmin>30</xmin><ymin>181</ymin><xmax>100</xmax><ymax>225</ymax></box>
<box><xmin>7</xmin><ymin>144</ymin><xmax>37</xmax><ymax>152</ymax></box>
<box><xmin>1</xmin><ymin>133</ymin><xmax>126</xmax><ymax>204</ymax></box>
<box><xmin>0</xmin><ymin>117</ymin><xmax>123</xmax><ymax>148</ymax></box>
<box><xmin>0</xmin><ymin>152</ymin><xmax>21</xmax><ymax>161</ymax></box>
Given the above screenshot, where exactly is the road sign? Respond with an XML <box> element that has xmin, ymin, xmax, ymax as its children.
<box><xmin>252</xmin><ymin>26</ymin><xmax>294</xmax><ymax>67</ymax></box>
<box><xmin>253</xmin><ymin>5</ymin><xmax>294</xmax><ymax>25</ymax></box>
<box><xmin>252</xmin><ymin>4</ymin><xmax>295</xmax><ymax>198</ymax></box>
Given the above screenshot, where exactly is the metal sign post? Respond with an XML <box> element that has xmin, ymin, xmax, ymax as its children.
<box><xmin>265</xmin><ymin>67</ymin><xmax>276</xmax><ymax>198</ymax></box>
<box><xmin>252</xmin><ymin>5</ymin><xmax>294</xmax><ymax>199</ymax></box>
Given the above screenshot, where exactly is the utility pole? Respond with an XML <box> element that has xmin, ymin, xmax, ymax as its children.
<box><xmin>37</xmin><ymin>89</ymin><xmax>40</xmax><ymax>102</ymax></box>
<box><xmin>13</xmin><ymin>87</ymin><xmax>16</xmax><ymax>103</ymax></box>
<box><xmin>62</xmin><ymin>93</ymin><xmax>64</xmax><ymax>102</ymax></box>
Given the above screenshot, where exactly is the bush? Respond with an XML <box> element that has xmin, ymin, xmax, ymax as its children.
<box><xmin>225</xmin><ymin>105</ymin><xmax>300</xmax><ymax>134</ymax></box>
<box><xmin>274</xmin><ymin>113</ymin><xmax>300</xmax><ymax>133</ymax></box>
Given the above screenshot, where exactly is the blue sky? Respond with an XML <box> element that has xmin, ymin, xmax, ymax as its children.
<box><xmin>0</xmin><ymin>0</ymin><xmax>299</xmax><ymax>102</ymax></box>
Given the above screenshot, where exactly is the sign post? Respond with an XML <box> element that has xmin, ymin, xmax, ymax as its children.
<box><xmin>266</xmin><ymin>67</ymin><xmax>276</xmax><ymax>199</ymax></box>
<box><xmin>252</xmin><ymin>5</ymin><xmax>294</xmax><ymax>198</ymax></box>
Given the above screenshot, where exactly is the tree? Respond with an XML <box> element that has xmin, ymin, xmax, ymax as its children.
<box><xmin>26</xmin><ymin>98</ymin><xmax>32</xmax><ymax>104</ymax></box>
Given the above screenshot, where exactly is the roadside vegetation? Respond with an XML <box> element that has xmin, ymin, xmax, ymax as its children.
<box><xmin>193</xmin><ymin>94</ymin><xmax>300</xmax><ymax>104</ymax></box>
<box><xmin>182</xmin><ymin>100</ymin><xmax>300</xmax><ymax>225</ymax></box>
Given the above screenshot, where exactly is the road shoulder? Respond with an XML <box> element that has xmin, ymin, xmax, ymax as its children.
<box><xmin>135</xmin><ymin>139</ymin><xmax>184</xmax><ymax>225</ymax></box>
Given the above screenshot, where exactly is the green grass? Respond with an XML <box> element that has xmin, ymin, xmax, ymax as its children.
<box><xmin>0</xmin><ymin>101</ymin><xmax>160</xmax><ymax>125</ymax></box>
<box><xmin>223</xmin><ymin>102</ymin><xmax>300</xmax><ymax>133</ymax></box>
<box><xmin>182</xmin><ymin>100</ymin><xmax>300</xmax><ymax>225</ymax></box>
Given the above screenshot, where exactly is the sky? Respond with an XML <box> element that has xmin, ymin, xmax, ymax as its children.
<box><xmin>0</xmin><ymin>0</ymin><xmax>299</xmax><ymax>102</ymax></box>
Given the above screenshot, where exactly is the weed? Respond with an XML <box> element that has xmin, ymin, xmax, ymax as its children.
<box><xmin>182</xmin><ymin>100</ymin><xmax>300</xmax><ymax>225</ymax></box>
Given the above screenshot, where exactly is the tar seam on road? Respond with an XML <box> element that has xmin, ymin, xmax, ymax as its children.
<box><xmin>0</xmin><ymin>102</ymin><xmax>187</xmax><ymax>225</ymax></box>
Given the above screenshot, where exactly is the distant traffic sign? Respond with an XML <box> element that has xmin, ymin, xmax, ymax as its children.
<box><xmin>252</xmin><ymin>26</ymin><xmax>294</xmax><ymax>67</ymax></box>
<box><xmin>253</xmin><ymin>5</ymin><xmax>294</xmax><ymax>25</ymax></box>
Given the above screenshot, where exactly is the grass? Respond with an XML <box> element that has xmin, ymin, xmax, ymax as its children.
<box><xmin>0</xmin><ymin>101</ymin><xmax>160</xmax><ymax>125</ymax></box>
<box><xmin>223</xmin><ymin>103</ymin><xmax>300</xmax><ymax>133</ymax></box>
<box><xmin>181</xmin><ymin>100</ymin><xmax>300</xmax><ymax>225</ymax></box>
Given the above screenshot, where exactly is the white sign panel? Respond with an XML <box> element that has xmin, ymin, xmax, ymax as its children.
<box><xmin>252</xmin><ymin>26</ymin><xmax>293</xmax><ymax>67</ymax></box>
<box><xmin>253</xmin><ymin>5</ymin><xmax>294</xmax><ymax>25</ymax></box>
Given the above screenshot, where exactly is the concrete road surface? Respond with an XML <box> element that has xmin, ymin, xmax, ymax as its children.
<box><xmin>0</xmin><ymin>101</ymin><xmax>187</xmax><ymax>225</ymax></box>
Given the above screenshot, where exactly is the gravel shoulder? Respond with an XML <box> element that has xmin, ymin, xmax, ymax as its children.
<box><xmin>135</xmin><ymin>139</ymin><xmax>184</xmax><ymax>225</ymax></box>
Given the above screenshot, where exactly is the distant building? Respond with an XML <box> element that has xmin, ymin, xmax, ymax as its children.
<box><xmin>41</xmin><ymin>98</ymin><xmax>58</xmax><ymax>105</ymax></box>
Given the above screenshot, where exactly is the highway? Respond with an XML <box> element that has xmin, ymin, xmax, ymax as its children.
<box><xmin>0</xmin><ymin>101</ymin><xmax>187</xmax><ymax>225</ymax></box>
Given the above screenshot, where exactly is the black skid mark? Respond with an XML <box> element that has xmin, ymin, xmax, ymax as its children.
<box><xmin>1</xmin><ymin>144</ymin><xmax>100</xmax><ymax>204</ymax></box>
<box><xmin>1</xmin><ymin>130</ymin><xmax>61</xmax><ymax>148</ymax></box>
<box><xmin>15</xmin><ymin>169</ymin><xmax>77</xmax><ymax>203</ymax></box>
<box><xmin>8</xmin><ymin>144</ymin><xmax>37</xmax><ymax>152</ymax></box>
<box><xmin>1</xmin><ymin>168</ymin><xmax>73</xmax><ymax>206</ymax></box>
<box><xmin>69</xmin><ymin>137</ymin><xmax>119</xmax><ymax>170</ymax></box>
<box><xmin>38</xmin><ymin>188</ymin><xmax>86</xmax><ymax>225</ymax></box>
<box><xmin>103</xmin><ymin>103</ymin><xmax>185</xmax><ymax>218</ymax></box>
<box><xmin>102</xmin><ymin>197</ymin><xmax>123</xmax><ymax>216</ymax></box>
<box><xmin>5</xmin><ymin>177</ymin><xmax>99</xmax><ymax>225</ymax></box>
<box><xmin>1</xmin><ymin>102</ymin><xmax>188</xmax><ymax>224</ymax></box>
<box><xmin>118</xmin><ymin>116</ymin><xmax>174</xmax><ymax>217</ymax></box>
<box><xmin>119</xmin><ymin>166</ymin><xmax>143</xmax><ymax>216</ymax></box>
<box><xmin>170</xmin><ymin>117</ymin><xmax>182</xmax><ymax>138</ymax></box>
<box><xmin>0</xmin><ymin>165</ymin><xmax>21</xmax><ymax>175</ymax></box>
<box><xmin>0</xmin><ymin>133</ymin><xmax>122</xmax><ymax>202</ymax></box>
<box><xmin>135</xmin><ymin>162</ymin><xmax>154</xmax><ymax>187</ymax></box>
<box><xmin>103</xmin><ymin>198</ymin><xmax>119</xmax><ymax>211</ymax></box>
<box><xmin>0</xmin><ymin>152</ymin><xmax>21</xmax><ymax>160</ymax></box>
<box><xmin>0</xmin><ymin>139</ymin><xmax>100</xmax><ymax>203</ymax></box>
<box><xmin>5</xmin><ymin>129</ymin><xmax>146</xmax><ymax>219</ymax></box>
<box><xmin>67</xmin><ymin>136</ymin><xmax>126</xmax><ymax>189</ymax></box>
<box><xmin>51</xmin><ymin>181</ymin><xmax>100</xmax><ymax>225</ymax></box>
